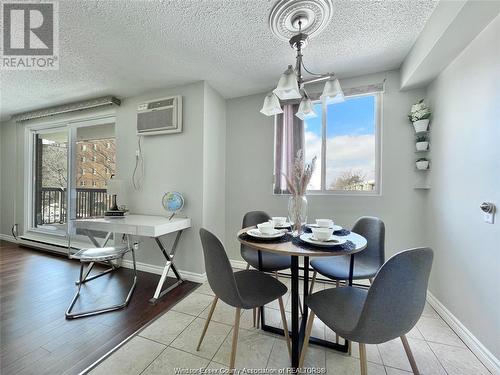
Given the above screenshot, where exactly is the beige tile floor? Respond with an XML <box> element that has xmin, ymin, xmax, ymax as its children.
<box><xmin>90</xmin><ymin>278</ymin><xmax>491</xmax><ymax>375</ymax></box>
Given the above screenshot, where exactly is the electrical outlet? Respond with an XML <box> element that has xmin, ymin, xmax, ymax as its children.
<box><xmin>484</xmin><ymin>212</ymin><xmax>494</xmax><ymax>224</ymax></box>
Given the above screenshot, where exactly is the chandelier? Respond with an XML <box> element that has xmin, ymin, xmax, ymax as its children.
<box><xmin>261</xmin><ymin>0</ymin><xmax>344</xmax><ymax>119</ymax></box>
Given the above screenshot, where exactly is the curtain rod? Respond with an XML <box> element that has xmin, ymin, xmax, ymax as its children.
<box><xmin>11</xmin><ymin>96</ymin><xmax>121</xmax><ymax>122</ymax></box>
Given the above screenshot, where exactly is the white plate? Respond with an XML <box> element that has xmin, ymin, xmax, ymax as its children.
<box><xmin>247</xmin><ymin>228</ymin><xmax>286</xmax><ymax>239</ymax></box>
<box><xmin>306</xmin><ymin>223</ymin><xmax>343</xmax><ymax>231</ymax></box>
<box><xmin>299</xmin><ymin>233</ymin><xmax>347</xmax><ymax>247</ymax></box>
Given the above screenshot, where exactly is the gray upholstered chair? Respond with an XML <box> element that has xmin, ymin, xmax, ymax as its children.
<box><xmin>309</xmin><ymin>216</ymin><xmax>385</xmax><ymax>291</ymax></box>
<box><xmin>241</xmin><ymin>211</ymin><xmax>292</xmax><ymax>271</ymax></box>
<box><xmin>198</xmin><ymin>228</ymin><xmax>291</xmax><ymax>370</ymax></box>
<box><xmin>300</xmin><ymin>247</ymin><xmax>433</xmax><ymax>375</ymax></box>
<box><xmin>241</xmin><ymin>211</ymin><xmax>302</xmax><ymax>325</ymax></box>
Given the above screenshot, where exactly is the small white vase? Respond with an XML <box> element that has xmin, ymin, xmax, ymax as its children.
<box><xmin>413</xmin><ymin>119</ymin><xmax>430</xmax><ymax>132</ymax></box>
<box><xmin>416</xmin><ymin>141</ymin><xmax>429</xmax><ymax>151</ymax></box>
<box><xmin>416</xmin><ymin>160</ymin><xmax>430</xmax><ymax>170</ymax></box>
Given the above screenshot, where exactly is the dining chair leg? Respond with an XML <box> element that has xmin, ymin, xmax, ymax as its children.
<box><xmin>309</xmin><ymin>271</ymin><xmax>317</xmax><ymax>295</ymax></box>
<box><xmin>229</xmin><ymin>307</ymin><xmax>241</xmax><ymax>371</ymax></box>
<box><xmin>278</xmin><ymin>296</ymin><xmax>291</xmax><ymax>358</ymax></box>
<box><xmin>348</xmin><ymin>340</ymin><xmax>352</xmax><ymax>355</ymax></box>
<box><xmin>299</xmin><ymin>311</ymin><xmax>315</xmax><ymax>367</ymax></box>
<box><xmin>197</xmin><ymin>297</ymin><xmax>218</xmax><ymax>350</ymax></box>
<box><xmin>253</xmin><ymin>308</ymin><xmax>256</xmax><ymax>327</ymax></box>
<box><xmin>256</xmin><ymin>307</ymin><xmax>261</xmax><ymax>328</ymax></box>
<box><xmin>401</xmin><ymin>335</ymin><xmax>420</xmax><ymax>374</ymax></box>
<box><xmin>246</xmin><ymin>263</ymin><xmax>250</xmax><ymax>270</ymax></box>
<box><xmin>359</xmin><ymin>343</ymin><xmax>368</xmax><ymax>375</ymax></box>
<box><xmin>334</xmin><ymin>279</ymin><xmax>340</xmax><ymax>343</ymax></box>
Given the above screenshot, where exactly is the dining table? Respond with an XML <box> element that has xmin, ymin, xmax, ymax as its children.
<box><xmin>237</xmin><ymin>226</ymin><xmax>368</xmax><ymax>368</ymax></box>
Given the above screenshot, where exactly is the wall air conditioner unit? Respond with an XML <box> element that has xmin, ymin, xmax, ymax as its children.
<box><xmin>136</xmin><ymin>95</ymin><xmax>182</xmax><ymax>135</ymax></box>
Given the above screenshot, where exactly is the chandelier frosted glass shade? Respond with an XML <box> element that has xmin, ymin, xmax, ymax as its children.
<box><xmin>260</xmin><ymin>92</ymin><xmax>283</xmax><ymax>116</ymax></box>
<box><xmin>295</xmin><ymin>97</ymin><xmax>317</xmax><ymax>120</ymax></box>
<box><xmin>320</xmin><ymin>77</ymin><xmax>344</xmax><ymax>104</ymax></box>
<box><xmin>273</xmin><ymin>65</ymin><xmax>302</xmax><ymax>100</ymax></box>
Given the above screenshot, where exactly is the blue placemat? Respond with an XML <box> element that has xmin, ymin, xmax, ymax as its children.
<box><xmin>291</xmin><ymin>237</ymin><xmax>356</xmax><ymax>252</ymax></box>
<box><xmin>239</xmin><ymin>232</ymin><xmax>293</xmax><ymax>244</ymax></box>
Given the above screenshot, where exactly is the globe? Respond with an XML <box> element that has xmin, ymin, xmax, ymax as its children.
<box><xmin>162</xmin><ymin>191</ymin><xmax>184</xmax><ymax>213</ymax></box>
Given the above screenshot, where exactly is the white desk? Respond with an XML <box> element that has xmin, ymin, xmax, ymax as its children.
<box><xmin>76</xmin><ymin>214</ymin><xmax>191</xmax><ymax>303</ymax></box>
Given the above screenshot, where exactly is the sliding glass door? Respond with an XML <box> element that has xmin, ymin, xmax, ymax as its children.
<box><xmin>33</xmin><ymin>128</ymin><xmax>69</xmax><ymax>235</ymax></box>
<box><xmin>28</xmin><ymin>117</ymin><xmax>116</xmax><ymax>239</ymax></box>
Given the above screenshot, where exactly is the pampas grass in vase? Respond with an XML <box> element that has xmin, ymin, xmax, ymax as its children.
<box><xmin>284</xmin><ymin>150</ymin><xmax>316</xmax><ymax>236</ymax></box>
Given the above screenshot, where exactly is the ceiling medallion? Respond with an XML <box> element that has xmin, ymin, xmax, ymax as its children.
<box><xmin>269</xmin><ymin>0</ymin><xmax>334</xmax><ymax>42</ymax></box>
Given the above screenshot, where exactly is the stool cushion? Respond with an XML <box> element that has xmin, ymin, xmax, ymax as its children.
<box><xmin>74</xmin><ymin>245</ymin><xmax>130</xmax><ymax>262</ymax></box>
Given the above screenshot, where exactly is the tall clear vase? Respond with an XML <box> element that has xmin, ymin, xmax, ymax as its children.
<box><xmin>288</xmin><ymin>195</ymin><xmax>308</xmax><ymax>236</ymax></box>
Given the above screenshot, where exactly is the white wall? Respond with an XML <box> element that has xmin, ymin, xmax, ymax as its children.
<box><xmin>425</xmin><ymin>15</ymin><xmax>500</xmax><ymax>360</ymax></box>
<box><xmin>115</xmin><ymin>81</ymin><xmax>206</xmax><ymax>274</ymax></box>
<box><xmin>225</xmin><ymin>70</ymin><xmax>428</xmax><ymax>261</ymax></box>
<box><xmin>202</xmin><ymin>83</ymin><xmax>226</xmax><ymax>242</ymax></box>
<box><xmin>0</xmin><ymin>81</ymin><xmax>226</xmax><ymax>276</ymax></box>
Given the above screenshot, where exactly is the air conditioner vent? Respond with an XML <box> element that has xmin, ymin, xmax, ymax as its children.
<box><xmin>136</xmin><ymin>95</ymin><xmax>182</xmax><ymax>135</ymax></box>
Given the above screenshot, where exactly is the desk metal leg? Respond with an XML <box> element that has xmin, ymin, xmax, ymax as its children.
<box><xmin>150</xmin><ymin>230</ymin><xmax>184</xmax><ymax>304</ymax></box>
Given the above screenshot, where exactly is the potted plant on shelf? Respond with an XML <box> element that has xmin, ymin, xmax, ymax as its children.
<box><xmin>416</xmin><ymin>158</ymin><xmax>430</xmax><ymax>170</ymax></box>
<box><xmin>416</xmin><ymin>135</ymin><xmax>429</xmax><ymax>151</ymax></box>
<box><xmin>408</xmin><ymin>99</ymin><xmax>431</xmax><ymax>132</ymax></box>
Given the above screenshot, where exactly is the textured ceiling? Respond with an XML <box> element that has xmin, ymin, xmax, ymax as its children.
<box><xmin>0</xmin><ymin>0</ymin><xmax>438</xmax><ymax>120</ymax></box>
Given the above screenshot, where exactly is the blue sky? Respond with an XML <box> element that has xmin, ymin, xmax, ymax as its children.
<box><xmin>304</xmin><ymin>95</ymin><xmax>375</xmax><ymax>137</ymax></box>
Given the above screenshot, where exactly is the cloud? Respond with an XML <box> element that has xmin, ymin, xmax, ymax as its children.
<box><xmin>304</xmin><ymin>131</ymin><xmax>375</xmax><ymax>189</ymax></box>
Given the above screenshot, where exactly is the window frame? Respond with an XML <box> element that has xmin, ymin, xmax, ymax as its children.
<box><xmin>23</xmin><ymin>114</ymin><xmax>116</xmax><ymax>238</ymax></box>
<box><xmin>306</xmin><ymin>92</ymin><xmax>382</xmax><ymax>196</ymax></box>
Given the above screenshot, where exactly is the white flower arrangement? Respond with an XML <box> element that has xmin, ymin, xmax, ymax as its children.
<box><xmin>408</xmin><ymin>99</ymin><xmax>431</xmax><ymax>122</ymax></box>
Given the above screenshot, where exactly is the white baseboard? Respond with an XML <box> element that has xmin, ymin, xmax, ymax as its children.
<box><xmin>0</xmin><ymin>234</ymin><xmax>17</xmax><ymax>242</ymax></box>
<box><xmin>230</xmin><ymin>259</ymin><xmax>248</xmax><ymax>270</ymax></box>
<box><xmin>121</xmin><ymin>259</ymin><xmax>207</xmax><ymax>284</ymax></box>
<box><xmin>427</xmin><ymin>291</ymin><xmax>499</xmax><ymax>375</ymax></box>
<box><xmin>5</xmin><ymin>235</ymin><xmax>207</xmax><ymax>284</ymax></box>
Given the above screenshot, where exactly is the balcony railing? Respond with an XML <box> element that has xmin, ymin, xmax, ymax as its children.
<box><xmin>39</xmin><ymin>187</ymin><xmax>112</xmax><ymax>225</ymax></box>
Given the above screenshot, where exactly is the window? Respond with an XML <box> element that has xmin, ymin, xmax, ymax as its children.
<box><xmin>304</xmin><ymin>94</ymin><xmax>380</xmax><ymax>193</ymax></box>
<box><xmin>81</xmin><ymin>144</ymin><xmax>87</xmax><ymax>151</ymax></box>
<box><xmin>80</xmin><ymin>181</ymin><xmax>85</xmax><ymax>187</ymax></box>
<box><xmin>92</xmin><ymin>181</ymin><xmax>97</xmax><ymax>187</ymax></box>
<box><xmin>81</xmin><ymin>156</ymin><xmax>86</xmax><ymax>162</ymax></box>
<box><xmin>92</xmin><ymin>168</ymin><xmax>96</xmax><ymax>175</ymax></box>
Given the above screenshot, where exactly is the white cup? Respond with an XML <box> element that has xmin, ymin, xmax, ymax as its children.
<box><xmin>257</xmin><ymin>222</ymin><xmax>275</xmax><ymax>235</ymax></box>
<box><xmin>311</xmin><ymin>227</ymin><xmax>334</xmax><ymax>241</ymax></box>
<box><xmin>316</xmin><ymin>219</ymin><xmax>333</xmax><ymax>228</ymax></box>
<box><xmin>270</xmin><ymin>217</ymin><xmax>287</xmax><ymax>227</ymax></box>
